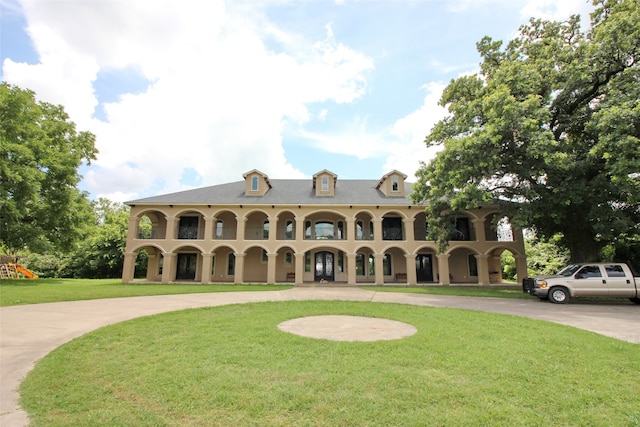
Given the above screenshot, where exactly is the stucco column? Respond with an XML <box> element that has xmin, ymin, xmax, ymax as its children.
<box><xmin>405</xmin><ymin>253</ymin><xmax>417</xmax><ymax>285</ymax></box>
<box><xmin>295</xmin><ymin>215</ymin><xmax>305</xmax><ymax>243</ymax></box>
<box><xmin>437</xmin><ymin>254</ymin><xmax>451</xmax><ymax>285</ymax></box>
<box><xmin>203</xmin><ymin>216</ymin><xmax>215</xmax><ymax>241</ymax></box>
<box><xmin>126</xmin><ymin>216</ymin><xmax>140</xmax><ymax>242</ymax></box>
<box><xmin>475</xmin><ymin>254</ymin><xmax>490</xmax><ymax>285</ymax></box>
<box><xmin>472</xmin><ymin>218</ymin><xmax>486</xmax><ymax>242</ymax></box>
<box><xmin>515</xmin><ymin>254</ymin><xmax>528</xmax><ymax>284</ymax></box>
<box><xmin>294</xmin><ymin>252</ymin><xmax>305</xmax><ymax>285</ymax></box>
<box><xmin>122</xmin><ymin>252</ymin><xmax>136</xmax><ymax>283</ymax></box>
<box><xmin>403</xmin><ymin>217</ymin><xmax>415</xmax><ymax>241</ymax></box>
<box><xmin>236</xmin><ymin>216</ymin><xmax>247</xmax><ymax>241</ymax></box>
<box><xmin>346</xmin><ymin>253</ymin><xmax>357</xmax><ymax>285</ymax></box>
<box><xmin>374</xmin><ymin>253</ymin><xmax>385</xmax><ymax>285</ymax></box>
<box><xmin>201</xmin><ymin>253</ymin><xmax>214</xmax><ymax>284</ymax></box>
<box><xmin>165</xmin><ymin>216</ymin><xmax>177</xmax><ymax>240</ymax></box>
<box><xmin>268</xmin><ymin>215</ymin><xmax>278</xmax><ymax>242</ymax></box>
<box><xmin>372</xmin><ymin>218</ymin><xmax>382</xmax><ymax>241</ymax></box>
<box><xmin>161</xmin><ymin>253</ymin><xmax>176</xmax><ymax>283</ymax></box>
<box><xmin>234</xmin><ymin>252</ymin><xmax>246</xmax><ymax>284</ymax></box>
<box><xmin>146</xmin><ymin>252</ymin><xmax>159</xmax><ymax>281</ymax></box>
<box><xmin>267</xmin><ymin>252</ymin><xmax>277</xmax><ymax>284</ymax></box>
<box><xmin>345</xmin><ymin>217</ymin><xmax>355</xmax><ymax>242</ymax></box>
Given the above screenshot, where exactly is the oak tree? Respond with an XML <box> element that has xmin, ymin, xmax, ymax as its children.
<box><xmin>0</xmin><ymin>83</ymin><xmax>98</xmax><ymax>253</ymax></box>
<box><xmin>412</xmin><ymin>0</ymin><xmax>640</xmax><ymax>262</ymax></box>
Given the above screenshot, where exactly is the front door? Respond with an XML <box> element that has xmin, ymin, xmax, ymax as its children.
<box><xmin>415</xmin><ymin>254</ymin><xmax>433</xmax><ymax>282</ymax></box>
<box><xmin>314</xmin><ymin>251</ymin><xmax>334</xmax><ymax>282</ymax></box>
<box><xmin>176</xmin><ymin>253</ymin><xmax>197</xmax><ymax>280</ymax></box>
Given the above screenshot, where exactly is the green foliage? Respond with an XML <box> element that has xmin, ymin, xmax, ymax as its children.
<box><xmin>412</xmin><ymin>0</ymin><xmax>640</xmax><ymax>262</ymax></box>
<box><xmin>0</xmin><ymin>83</ymin><xmax>98</xmax><ymax>253</ymax></box>
<box><xmin>65</xmin><ymin>199</ymin><xmax>130</xmax><ymax>278</ymax></box>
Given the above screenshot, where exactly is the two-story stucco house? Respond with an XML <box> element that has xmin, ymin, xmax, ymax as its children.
<box><xmin>122</xmin><ymin>169</ymin><xmax>527</xmax><ymax>285</ymax></box>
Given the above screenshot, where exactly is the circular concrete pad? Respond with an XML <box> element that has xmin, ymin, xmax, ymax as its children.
<box><xmin>278</xmin><ymin>315</ymin><xmax>417</xmax><ymax>342</ymax></box>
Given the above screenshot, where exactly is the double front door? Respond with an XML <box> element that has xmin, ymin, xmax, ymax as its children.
<box><xmin>176</xmin><ymin>253</ymin><xmax>197</xmax><ymax>280</ymax></box>
<box><xmin>314</xmin><ymin>251</ymin><xmax>334</xmax><ymax>282</ymax></box>
<box><xmin>416</xmin><ymin>254</ymin><xmax>433</xmax><ymax>282</ymax></box>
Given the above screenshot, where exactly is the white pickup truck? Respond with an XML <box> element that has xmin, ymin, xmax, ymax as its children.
<box><xmin>523</xmin><ymin>263</ymin><xmax>640</xmax><ymax>304</ymax></box>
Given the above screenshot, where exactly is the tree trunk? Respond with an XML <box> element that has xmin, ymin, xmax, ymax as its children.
<box><xmin>567</xmin><ymin>237</ymin><xmax>603</xmax><ymax>263</ymax></box>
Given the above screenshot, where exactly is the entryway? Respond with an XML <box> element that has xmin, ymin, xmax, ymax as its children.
<box><xmin>415</xmin><ymin>254</ymin><xmax>433</xmax><ymax>282</ymax></box>
<box><xmin>176</xmin><ymin>253</ymin><xmax>197</xmax><ymax>280</ymax></box>
<box><xmin>314</xmin><ymin>251</ymin><xmax>334</xmax><ymax>282</ymax></box>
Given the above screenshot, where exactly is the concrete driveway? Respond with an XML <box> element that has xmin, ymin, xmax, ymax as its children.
<box><xmin>2</xmin><ymin>287</ymin><xmax>639</xmax><ymax>426</ymax></box>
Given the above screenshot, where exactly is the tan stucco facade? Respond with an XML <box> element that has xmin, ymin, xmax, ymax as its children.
<box><xmin>122</xmin><ymin>170</ymin><xmax>527</xmax><ymax>285</ymax></box>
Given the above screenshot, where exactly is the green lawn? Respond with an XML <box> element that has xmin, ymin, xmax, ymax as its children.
<box><xmin>0</xmin><ymin>279</ymin><xmax>531</xmax><ymax>307</ymax></box>
<box><xmin>20</xmin><ymin>301</ymin><xmax>640</xmax><ymax>426</ymax></box>
<box><xmin>0</xmin><ymin>279</ymin><xmax>292</xmax><ymax>306</ymax></box>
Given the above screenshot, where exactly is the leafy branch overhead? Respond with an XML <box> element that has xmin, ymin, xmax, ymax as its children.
<box><xmin>412</xmin><ymin>0</ymin><xmax>640</xmax><ymax>262</ymax></box>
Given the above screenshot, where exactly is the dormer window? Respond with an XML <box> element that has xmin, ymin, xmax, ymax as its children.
<box><xmin>243</xmin><ymin>169</ymin><xmax>271</xmax><ymax>196</ymax></box>
<box><xmin>312</xmin><ymin>170</ymin><xmax>337</xmax><ymax>196</ymax></box>
<box><xmin>377</xmin><ymin>170</ymin><xmax>407</xmax><ymax>197</ymax></box>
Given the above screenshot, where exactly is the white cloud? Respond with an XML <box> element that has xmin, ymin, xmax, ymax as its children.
<box><xmin>383</xmin><ymin>82</ymin><xmax>448</xmax><ymax>181</ymax></box>
<box><xmin>296</xmin><ymin>82</ymin><xmax>448</xmax><ymax>180</ymax></box>
<box><xmin>521</xmin><ymin>0</ymin><xmax>594</xmax><ymax>22</ymax></box>
<box><xmin>3</xmin><ymin>0</ymin><xmax>373</xmax><ymax>201</ymax></box>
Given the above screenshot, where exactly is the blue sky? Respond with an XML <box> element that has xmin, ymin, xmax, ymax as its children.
<box><xmin>1</xmin><ymin>0</ymin><xmax>594</xmax><ymax>202</ymax></box>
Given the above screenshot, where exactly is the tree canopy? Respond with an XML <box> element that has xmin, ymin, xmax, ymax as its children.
<box><xmin>0</xmin><ymin>83</ymin><xmax>98</xmax><ymax>253</ymax></box>
<box><xmin>412</xmin><ymin>0</ymin><xmax>640</xmax><ymax>262</ymax></box>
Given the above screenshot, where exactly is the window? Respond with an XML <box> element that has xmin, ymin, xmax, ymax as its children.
<box><xmin>262</xmin><ymin>250</ymin><xmax>268</xmax><ymax>262</ymax></box>
<box><xmin>251</xmin><ymin>176</ymin><xmax>259</xmax><ymax>191</ymax></box>
<box><xmin>321</xmin><ymin>176</ymin><xmax>329</xmax><ymax>192</ymax></box>
<box><xmin>356</xmin><ymin>221</ymin><xmax>363</xmax><ymax>240</ymax></box>
<box><xmin>383</xmin><ymin>254</ymin><xmax>391</xmax><ymax>275</ymax></box>
<box><xmin>305</xmin><ymin>221</ymin><xmax>312</xmax><ymax>239</ymax></box>
<box><xmin>337</xmin><ymin>251</ymin><xmax>344</xmax><ymax>273</ymax></box>
<box><xmin>356</xmin><ymin>254</ymin><xmax>365</xmax><ymax>276</ymax></box>
<box><xmin>263</xmin><ymin>220</ymin><xmax>269</xmax><ymax>239</ymax></box>
<box><xmin>368</xmin><ymin>254</ymin><xmax>375</xmax><ymax>276</ymax></box>
<box><xmin>605</xmin><ymin>265</ymin><xmax>626</xmax><ymax>277</ymax></box>
<box><xmin>577</xmin><ymin>265</ymin><xmax>602</xmax><ymax>278</ymax></box>
<box><xmin>468</xmin><ymin>254</ymin><xmax>478</xmax><ymax>277</ymax></box>
<box><xmin>315</xmin><ymin>221</ymin><xmax>334</xmax><ymax>239</ymax></box>
<box><xmin>391</xmin><ymin>176</ymin><xmax>399</xmax><ymax>192</ymax></box>
<box><xmin>215</xmin><ymin>220</ymin><xmax>224</xmax><ymax>239</ymax></box>
<box><xmin>227</xmin><ymin>253</ymin><xmax>235</xmax><ymax>275</ymax></box>
<box><xmin>285</xmin><ymin>252</ymin><xmax>293</xmax><ymax>266</ymax></box>
<box><xmin>285</xmin><ymin>220</ymin><xmax>294</xmax><ymax>239</ymax></box>
<box><xmin>305</xmin><ymin>251</ymin><xmax>311</xmax><ymax>272</ymax></box>
<box><xmin>178</xmin><ymin>216</ymin><xmax>199</xmax><ymax>239</ymax></box>
<box><xmin>337</xmin><ymin>221</ymin><xmax>344</xmax><ymax>239</ymax></box>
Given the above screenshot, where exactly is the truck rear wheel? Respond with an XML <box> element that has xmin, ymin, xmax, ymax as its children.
<box><xmin>549</xmin><ymin>287</ymin><xmax>570</xmax><ymax>304</ymax></box>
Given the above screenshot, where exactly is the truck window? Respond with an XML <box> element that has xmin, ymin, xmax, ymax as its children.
<box><xmin>604</xmin><ymin>265</ymin><xmax>626</xmax><ymax>277</ymax></box>
<box><xmin>576</xmin><ymin>265</ymin><xmax>602</xmax><ymax>278</ymax></box>
<box><xmin>559</xmin><ymin>264</ymin><xmax>581</xmax><ymax>276</ymax></box>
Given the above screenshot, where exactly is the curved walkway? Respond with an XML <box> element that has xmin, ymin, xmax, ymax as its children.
<box><xmin>1</xmin><ymin>287</ymin><xmax>639</xmax><ymax>426</ymax></box>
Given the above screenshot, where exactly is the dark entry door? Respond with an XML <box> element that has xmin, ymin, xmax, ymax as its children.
<box><xmin>176</xmin><ymin>253</ymin><xmax>197</xmax><ymax>280</ymax></box>
<box><xmin>415</xmin><ymin>254</ymin><xmax>433</xmax><ymax>282</ymax></box>
<box><xmin>314</xmin><ymin>251</ymin><xmax>334</xmax><ymax>281</ymax></box>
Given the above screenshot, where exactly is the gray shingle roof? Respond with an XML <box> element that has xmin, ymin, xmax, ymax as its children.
<box><xmin>126</xmin><ymin>179</ymin><xmax>415</xmax><ymax>206</ymax></box>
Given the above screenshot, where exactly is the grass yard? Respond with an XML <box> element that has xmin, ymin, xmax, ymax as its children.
<box><xmin>0</xmin><ymin>279</ymin><xmax>292</xmax><ymax>306</ymax></box>
<box><xmin>0</xmin><ymin>278</ymin><xmax>531</xmax><ymax>307</ymax></box>
<box><xmin>20</xmin><ymin>301</ymin><xmax>640</xmax><ymax>427</ymax></box>
<box><xmin>362</xmin><ymin>284</ymin><xmax>529</xmax><ymax>299</ymax></box>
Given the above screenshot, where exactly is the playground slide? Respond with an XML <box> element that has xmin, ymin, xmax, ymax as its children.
<box><xmin>15</xmin><ymin>264</ymin><xmax>38</xmax><ymax>279</ymax></box>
